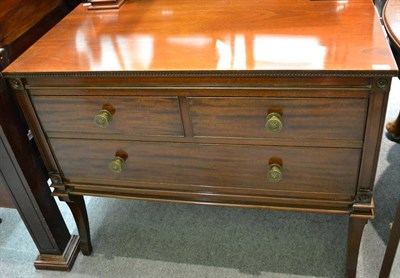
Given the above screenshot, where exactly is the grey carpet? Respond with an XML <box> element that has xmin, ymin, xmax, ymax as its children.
<box><xmin>1</xmin><ymin>79</ymin><xmax>399</xmax><ymax>278</ymax></box>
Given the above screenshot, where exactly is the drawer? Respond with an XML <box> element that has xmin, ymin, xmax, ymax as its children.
<box><xmin>188</xmin><ymin>97</ymin><xmax>368</xmax><ymax>141</ymax></box>
<box><xmin>31</xmin><ymin>96</ymin><xmax>183</xmax><ymax>137</ymax></box>
<box><xmin>50</xmin><ymin>138</ymin><xmax>361</xmax><ymax>195</ymax></box>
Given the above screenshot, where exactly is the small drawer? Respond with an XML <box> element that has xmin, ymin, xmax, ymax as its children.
<box><xmin>50</xmin><ymin>138</ymin><xmax>361</xmax><ymax>196</ymax></box>
<box><xmin>31</xmin><ymin>96</ymin><xmax>183</xmax><ymax>137</ymax></box>
<box><xmin>188</xmin><ymin>97</ymin><xmax>368</xmax><ymax>141</ymax></box>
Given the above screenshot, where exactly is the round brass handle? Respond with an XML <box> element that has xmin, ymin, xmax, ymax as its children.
<box><xmin>94</xmin><ymin>109</ymin><xmax>113</xmax><ymax>128</ymax></box>
<box><xmin>109</xmin><ymin>156</ymin><xmax>125</xmax><ymax>174</ymax></box>
<box><xmin>267</xmin><ymin>163</ymin><xmax>282</xmax><ymax>182</ymax></box>
<box><xmin>266</xmin><ymin>112</ymin><xmax>283</xmax><ymax>132</ymax></box>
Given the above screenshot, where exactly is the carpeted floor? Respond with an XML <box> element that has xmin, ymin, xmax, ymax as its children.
<box><xmin>1</xmin><ymin>79</ymin><xmax>399</xmax><ymax>278</ymax></box>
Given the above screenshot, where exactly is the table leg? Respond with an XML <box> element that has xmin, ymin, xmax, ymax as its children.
<box><xmin>66</xmin><ymin>195</ymin><xmax>93</xmax><ymax>255</ymax></box>
<box><xmin>379</xmin><ymin>199</ymin><xmax>400</xmax><ymax>278</ymax></box>
<box><xmin>346</xmin><ymin>215</ymin><xmax>369</xmax><ymax>278</ymax></box>
<box><xmin>0</xmin><ymin>77</ymin><xmax>80</xmax><ymax>270</ymax></box>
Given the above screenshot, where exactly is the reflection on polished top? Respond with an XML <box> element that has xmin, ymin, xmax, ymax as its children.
<box><xmin>4</xmin><ymin>0</ymin><xmax>398</xmax><ymax>74</ymax></box>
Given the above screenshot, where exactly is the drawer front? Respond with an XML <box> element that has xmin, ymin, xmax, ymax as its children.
<box><xmin>188</xmin><ymin>97</ymin><xmax>368</xmax><ymax>141</ymax></box>
<box><xmin>31</xmin><ymin>96</ymin><xmax>183</xmax><ymax>137</ymax></box>
<box><xmin>51</xmin><ymin>138</ymin><xmax>361</xmax><ymax>195</ymax></box>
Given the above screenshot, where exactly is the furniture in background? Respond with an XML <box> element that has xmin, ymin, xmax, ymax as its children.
<box><xmin>380</xmin><ymin>0</ymin><xmax>400</xmax><ymax>277</ymax></box>
<box><xmin>3</xmin><ymin>0</ymin><xmax>398</xmax><ymax>276</ymax></box>
<box><xmin>380</xmin><ymin>199</ymin><xmax>400</xmax><ymax>278</ymax></box>
<box><xmin>0</xmin><ymin>0</ymin><xmax>81</xmax><ymax>270</ymax></box>
<box><xmin>87</xmin><ymin>0</ymin><xmax>127</xmax><ymax>10</ymax></box>
<box><xmin>384</xmin><ymin>0</ymin><xmax>400</xmax><ymax>141</ymax></box>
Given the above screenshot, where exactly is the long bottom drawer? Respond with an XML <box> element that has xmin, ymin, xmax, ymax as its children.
<box><xmin>50</xmin><ymin>139</ymin><xmax>361</xmax><ymax>197</ymax></box>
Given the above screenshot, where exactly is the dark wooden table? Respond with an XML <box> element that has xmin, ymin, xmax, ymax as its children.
<box><xmin>380</xmin><ymin>1</ymin><xmax>400</xmax><ymax>276</ymax></box>
<box><xmin>384</xmin><ymin>0</ymin><xmax>400</xmax><ymax>140</ymax></box>
<box><xmin>0</xmin><ymin>0</ymin><xmax>81</xmax><ymax>270</ymax></box>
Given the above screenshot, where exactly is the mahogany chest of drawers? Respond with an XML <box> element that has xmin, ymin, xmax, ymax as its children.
<box><xmin>3</xmin><ymin>0</ymin><xmax>398</xmax><ymax>276</ymax></box>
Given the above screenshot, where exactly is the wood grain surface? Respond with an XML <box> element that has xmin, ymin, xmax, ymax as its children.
<box><xmin>50</xmin><ymin>138</ymin><xmax>361</xmax><ymax>195</ymax></box>
<box><xmin>2</xmin><ymin>1</ymin><xmax>395</xmax><ymax>276</ymax></box>
<box><xmin>32</xmin><ymin>96</ymin><xmax>183</xmax><ymax>136</ymax></box>
<box><xmin>3</xmin><ymin>0</ymin><xmax>397</xmax><ymax>74</ymax></box>
<box><xmin>0</xmin><ymin>0</ymin><xmax>60</xmax><ymax>45</ymax></box>
<box><xmin>188</xmin><ymin>97</ymin><xmax>368</xmax><ymax>141</ymax></box>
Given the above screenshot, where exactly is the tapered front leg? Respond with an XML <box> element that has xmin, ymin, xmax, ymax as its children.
<box><xmin>346</xmin><ymin>215</ymin><xmax>369</xmax><ymax>278</ymax></box>
<box><xmin>66</xmin><ymin>195</ymin><xmax>93</xmax><ymax>255</ymax></box>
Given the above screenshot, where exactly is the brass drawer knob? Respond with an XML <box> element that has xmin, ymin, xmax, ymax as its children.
<box><xmin>94</xmin><ymin>109</ymin><xmax>113</xmax><ymax>128</ymax></box>
<box><xmin>266</xmin><ymin>112</ymin><xmax>283</xmax><ymax>132</ymax></box>
<box><xmin>267</xmin><ymin>163</ymin><xmax>282</xmax><ymax>182</ymax></box>
<box><xmin>109</xmin><ymin>156</ymin><xmax>125</xmax><ymax>174</ymax></box>
<box><xmin>109</xmin><ymin>150</ymin><xmax>128</xmax><ymax>174</ymax></box>
<box><xmin>94</xmin><ymin>105</ymin><xmax>115</xmax><ymax>128</ymax></box>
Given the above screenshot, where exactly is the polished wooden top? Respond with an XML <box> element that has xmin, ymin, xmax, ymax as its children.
<box><xmin>4</xmin><ymin>0</ymin><xmax>398</xmax><ymax>75</ymax></box>
<box><xmin>384</xmin><ymin>0</ymin><xmax>400</xmax><ymax>48</ymax></box>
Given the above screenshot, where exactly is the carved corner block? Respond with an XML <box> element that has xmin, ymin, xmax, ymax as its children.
<box><xmin>352</xmin><ymin>192</ymin><xmax>375</xmax><ymax>220</ymax></box>
<box><xmin>355</xmin><ymin>189</ymin><xmax>373</xmax><ymax>204</ymax></box>
<box><xmin>48</xmin><ymin>172</ymin><xmax>71</xmax><ymax>201</ymax></box>
<box><xmin>7</xmin><ymin>78</ymin><xmax>25</xmax><ymax>91</ymax></box>
<box><xmin>373</xmin><ymin>77</ymin><xmax>391</xmax><ymax>93</ymax></box>
<box><xmin>49</xmin><ymin>172</ymin><xmax>64</xmax><ymax>185</ymax></box>
<box><xmin>34</xmin><ymin>235</ymin><xmax>80</xmax><ymax>271</ymax></box>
